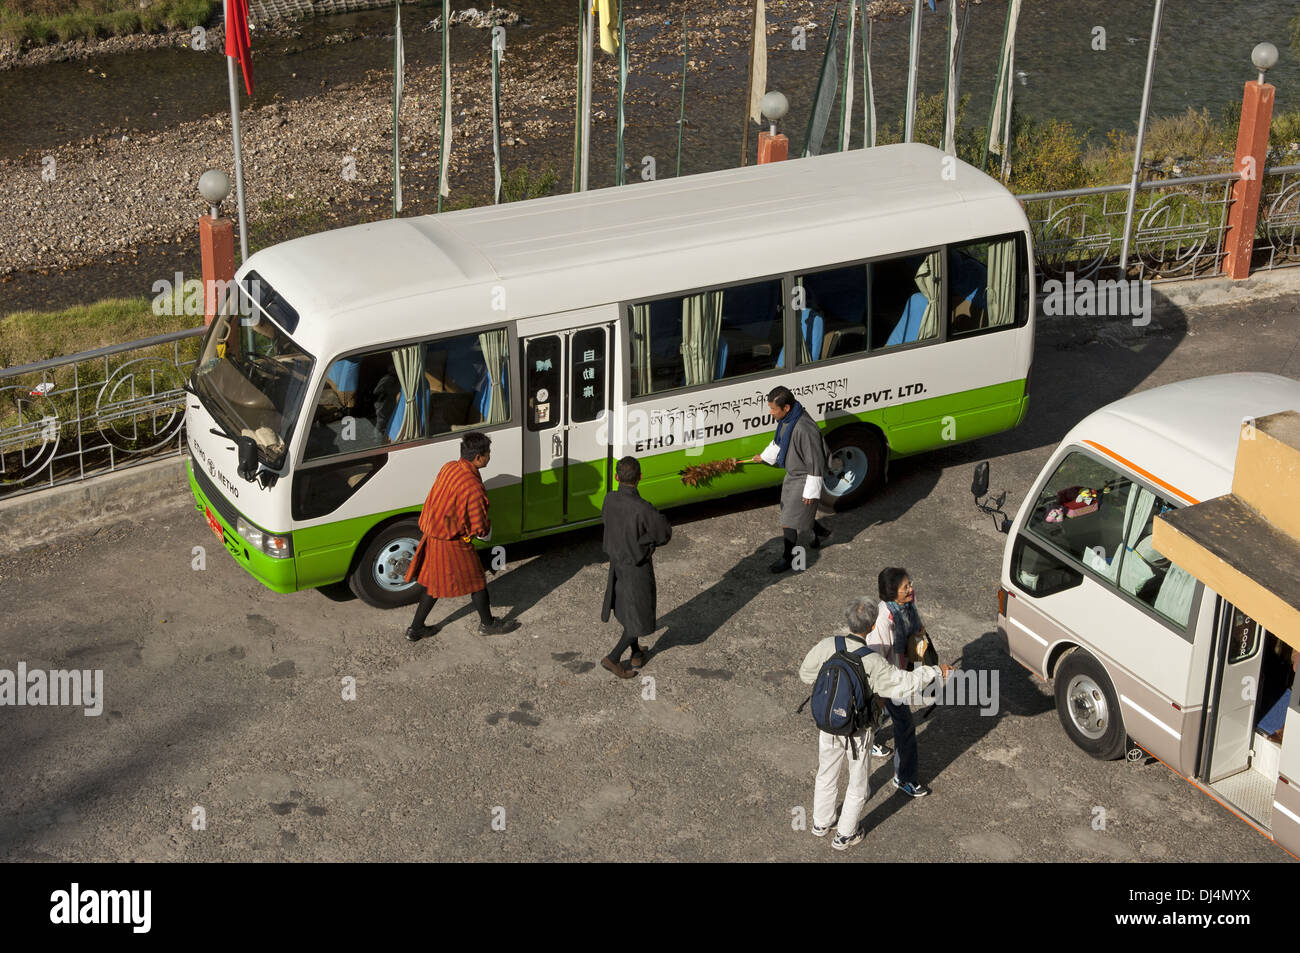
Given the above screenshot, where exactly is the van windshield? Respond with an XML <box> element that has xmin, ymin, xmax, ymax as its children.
<box><xmin>190</xmin><ymin>279</ymin><xmax>314</xmax><ymax>469</ymax></box>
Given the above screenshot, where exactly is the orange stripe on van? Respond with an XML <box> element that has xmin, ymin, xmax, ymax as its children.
<box><xmin>1082</xmin><ymin>440</ymin><xmax>1200</xmax><ymax>505</ymax></box>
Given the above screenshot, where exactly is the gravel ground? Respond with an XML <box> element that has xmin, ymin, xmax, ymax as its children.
<box><xmin>0</xmin><ymin>300</ymin><xmax>1296</xmax><ymax>862</ymax></box>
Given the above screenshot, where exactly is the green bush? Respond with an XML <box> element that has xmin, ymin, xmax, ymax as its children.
<box><xmin>50</xmin><ymin>10</ymin><xmax>98</xmax><ymax>40</ymax></box>
<box><xmin>136</xmin><ymin>6</ymin><xmax>162</xmax><ymax>31</ymax></box>
<box><xmin>1005</xmin><ymin>114</ymin><xmax>1089</xmax><ymax>194</ymax></box>
<box><xmin>161</xmin><ymin>0</ymin><xmax>212</xmax><ymax>30</ymax></box>
<box><xmin>104</xmin><ymin>8</ymin><xmax>136</xmax><ymax>35</ymax></box>
<box><xmin>502</xmin><ymin>166</ymin><xmax>559</xmax><ymax>203</ymax></box>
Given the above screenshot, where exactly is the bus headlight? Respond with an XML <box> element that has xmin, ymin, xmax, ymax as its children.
<box><xmin>237</xmin><ymin>516</ymin><xmax>293</xmax><ymax>559</ymax></box>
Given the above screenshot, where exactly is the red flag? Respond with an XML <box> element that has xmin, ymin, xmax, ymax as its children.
<box><xmin>225</xmin><ymin>0</ymin><xmax>254</xmax><ymax>96</ymax></box>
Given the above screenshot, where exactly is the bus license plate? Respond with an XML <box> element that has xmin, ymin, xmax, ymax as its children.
<box><xmin>205</xmin><ymin>507</ymin><xmax>224</xmax><ymax>542</ymax></box>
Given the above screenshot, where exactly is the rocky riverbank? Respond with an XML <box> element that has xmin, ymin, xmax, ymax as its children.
<box><xmin>2</xmin><ymin>0</ymin><xmax>860</xmax><ymax>292</ymax></box>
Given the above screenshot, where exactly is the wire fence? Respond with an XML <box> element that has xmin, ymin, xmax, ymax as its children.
<box><xmin>3</xmin><ymin>164</ymin><xmax>1299</xmax><ymax>502</ymax></box>
<box><xmin>0</xmin><ymin>328</ymin><xmax>205</xmax><ymax>502</ymax></box>
<box><xmin>1020</xmin><ymin>163</ymin><xmax>1300</xmax><ymax>285</ymax></box>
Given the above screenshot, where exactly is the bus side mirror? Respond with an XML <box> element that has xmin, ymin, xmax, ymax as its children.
<box><xmin>236</xmin><ymin>434</ymin><xmax>260</xmax><ymax>482</ymax></box>
<box><xmin>971</xmin><ymin>461</ymin><xmax>990</xmax><ymax>500</ymax></box>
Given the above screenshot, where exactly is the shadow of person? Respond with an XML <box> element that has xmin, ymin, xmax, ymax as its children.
<box><xmin>650</xmin><ymin>547</ymin><xmax>789</xmax><ymax>658</ymax></box>
<box><xmin>478</xmin><ymin>525</ymin><xmax>604</xmax><ymax>625</ymax></box>
<box><xmin>852</xmin><ymin>627</ymin><xmax>1052</xmax><ymax>835</ymax></box>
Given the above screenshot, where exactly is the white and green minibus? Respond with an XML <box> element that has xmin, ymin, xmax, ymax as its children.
<box><xmin>185</xmin><ymin>143</ymin><xmax>1035</xmax><ymax>607</ymax></box>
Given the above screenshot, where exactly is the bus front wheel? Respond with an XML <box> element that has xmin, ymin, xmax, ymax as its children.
<box><xmin>821</xmin><ymin>427</ymin><xmax>885</xmax><ymax>510</ymax></box>
<box><xmin>1054</xmin><ymin>650</ymin><xmax>1127</xmax><ymax>761</ymax></box>
<box><xmin>349</xmin><ymin>519</ymin><xmax>423</xmax><ymax>609</ymax></box>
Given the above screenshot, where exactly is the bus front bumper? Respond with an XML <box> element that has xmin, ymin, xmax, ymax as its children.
<box><xmin>187</xmin><ymin>459</ymin><xmax>297</xmax><ymax>594</ymax></box>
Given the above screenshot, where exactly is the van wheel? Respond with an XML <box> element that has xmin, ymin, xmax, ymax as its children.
<box><xmin>349</xmin><ymin>518</ymin><xmax>423</xmax><ymax>609</ymax></box>
<box><xmin>1054</xmin><ymin>650</ymin><xmax>1127</xmax><ymax>760</ymax></box>
<box><xmin>822</xmin><ymin>427</ymin><xmax>885</xmax><ymax>510</ymax></box>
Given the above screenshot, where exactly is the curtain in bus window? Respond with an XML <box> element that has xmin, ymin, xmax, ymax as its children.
<box><xmin>1153</xmin><ymin>565</ymin><xmax>1196</xmax><ymax>627</ymax></box>
<box><xmin>1117</xmin><ymin>487</ymin><xmax>1196</xmax><ymax>628</ymax></box>
<box><xmin>680</xmin><ymin>290</ymin><xmax>724</xmax><ymax>387</ymax></box>
<box><xmin>914</xmin><ymin>251</ymin><xmax>942</xmax><ymax>341</ymax></box>
<box><xmin>391</xmin><ymin>344</ymin><xmax>426</xmax><ymax>442</ymax></box>
<box><xmin>1118</xmin><ymin>488</ymin><xmax>1159</xmax><ymax>594</ymax></box>
<box><xmin>476</xmin><ymin>328</ymin><xmax>509</xmax><ymax>425</ymax></box>
<box><xmin>795</xmin><ymin>279</ymin><xmax>813</xmax><ymax>364</ymax></box>
<box><xmin>630</xmin><ymin>304</ymin><xmax>652</xmax><ymax>396</ymax></box>
<box><xmin>986</xmin><ymin>237</ymin><xmax>1017</xmax><ymax>328</ymax></box>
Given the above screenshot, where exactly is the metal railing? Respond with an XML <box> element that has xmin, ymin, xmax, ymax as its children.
<box><xmin>4</xmin><ymin>165</ymin><xmax>1300</xmax><ymax>502</ymax></box>
<box><xmin>0</xmin><ymin>327</ymin><xmax>205</xmax><ymax>501</ymax></box>
<box><xmin>1018</xmin><ymin>163</ymin><xmax>1300</xmax><ymax>285</ymax></box>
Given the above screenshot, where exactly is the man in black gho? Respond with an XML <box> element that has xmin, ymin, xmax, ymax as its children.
<box><xmin>751</xmin><ymin>385</ymin><xmax>831</xmax><ymax>573</ymax></box>
<box><xmin>599</xmin><ymin>456</ymin><xmax>672</xmax><ymax>678</ymax></box>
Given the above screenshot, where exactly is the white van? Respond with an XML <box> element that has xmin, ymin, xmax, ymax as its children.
<box><xmin>997</xmin><ymin>372</ymin><xmax>1300</xmax><ymax>856</ymax></box>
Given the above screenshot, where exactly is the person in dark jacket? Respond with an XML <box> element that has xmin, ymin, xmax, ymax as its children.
<box><xmin>599</xmin><ymin>456</ymin><xmax>672</xmax><ymax>678</ymax></box>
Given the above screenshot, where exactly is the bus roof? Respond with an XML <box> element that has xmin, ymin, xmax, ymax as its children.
<box><xmin>1060</xmin><ymin>373</ymin><xmax>1300</xmax><ymax>503</ymax></box>
<box><xmin>243</xmin><ymin>143</ymin><xmax>1027</xmax><ymax>352</ymax></box>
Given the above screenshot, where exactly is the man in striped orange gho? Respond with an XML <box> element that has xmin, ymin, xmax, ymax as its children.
<box><xmin>403</xmin><ymin>431</ymin><xmax>521</xmax><ymax>641</ymax></box>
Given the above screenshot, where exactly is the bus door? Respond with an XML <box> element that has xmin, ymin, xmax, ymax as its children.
<box><xmin>519</xmin><ymin>321</ymin><xmax>613</xmax><ymax>532</ymax></box>
<box><xmin>1202</xmin><ymin>600</ymin><xmax>1266</xmax><ymax>783</ymax></box>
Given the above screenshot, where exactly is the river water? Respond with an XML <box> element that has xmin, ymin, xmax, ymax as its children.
<box><xmin>3</xmin><ymin>1</ymin><xmax>1297</xmax><ymax>166</ymax></box>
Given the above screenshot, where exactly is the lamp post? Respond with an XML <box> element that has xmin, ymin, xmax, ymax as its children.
<box><xmin>1222</xmin><ymin>42</ymin><xmax>1279</xmax><ymax>280</ymax></box>
<box><xmin>197</xmin><ymin>170</ymin><xmax>236</xmax><ymax>328</ymax></box>
<box><xmin>757</xmin><ymin>91</ymin><xmax>789</xmax><ymax>164</ymax></box>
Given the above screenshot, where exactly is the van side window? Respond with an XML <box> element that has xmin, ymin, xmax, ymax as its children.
<box><xmin>1115</xmin><ymin>487</ymin><xmax>1197</xmax><ymax>627</ymax></box>
<box><xmin>629</xmin><ymin>278</ymin><xmax>783</xmax><ymax>397</ymax></box>
<box><xmin>1025</xmin><ymin>451</ymin><xmax>1133</xmax><ymax>580</ymax></box>
<box><xmin>1012</xmin><ymin>535</ymin><xmax>1083</xmax><ymax>597</ymax></box>
<box><xmin>303</xmin><ymin>327</ymin><xmax>511</xmax><ymax>461</ymax></box>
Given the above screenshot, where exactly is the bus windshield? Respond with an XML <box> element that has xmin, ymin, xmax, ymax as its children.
<box><xmin>190</xmin><ymin>281</ymin><xmax>314</xmax><ymax>470</ymax></box>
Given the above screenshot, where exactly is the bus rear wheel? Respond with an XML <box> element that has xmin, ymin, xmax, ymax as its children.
<box><xmin>821</xmin><ymin>427</ymin><xmax>885</xmax><ymax>510</ymax></box>
<box><xmin>1054</xmin><ymin>649</ymin><xmax>1127</xmax><ymax>761</ymax></box>
<box><xmin>349</xmin><ymin>519</ymin><xmax>423</xmax><ymax>609</ymax></box>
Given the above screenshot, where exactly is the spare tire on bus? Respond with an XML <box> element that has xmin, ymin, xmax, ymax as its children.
<box><xmin>821</xmin><ymin>426</ymin><xmax>885</xmax><ymax>511</ymax></box>
<box><xmin>349</xmin><ymin>518</ymin><xmax>424</xmax><ymax>609</ymax></box>
<box><xmin>1054</xmin><ymin>648</ymin><xmax>1127</xmax><ymax>761</ymax></box>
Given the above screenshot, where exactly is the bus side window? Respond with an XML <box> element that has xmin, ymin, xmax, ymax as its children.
<box><xmin>871</xmin><ymin>250</ymin><xmax>942</xmax><ymax>350</ymax></box>
<box><xmin>304</xmin><ymin>351</ymin><xmax>396</xmax><ymax>460</ymax></box>
<box><xmin>946</xmin><ymin>235</ymin><xmax>1021</xmax><ymax>337</ymax></box>
<box><xmin>629</xmin><ymin>277</ymin><xmax>783</xmax><ymax>396</ymax></box>
<box><xmin>791</xmin><ymin>263</ymin><xmax>868</xmax><ymax>365</ymax></box>
<box><xmin>303</xmin><ymin>327</ymin><xmax>512</xmax><ymax>461</ymax></box>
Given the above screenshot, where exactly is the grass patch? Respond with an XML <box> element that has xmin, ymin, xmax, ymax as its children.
<box><xmin>0</xmin><ymin>295</ymin><xmax>199</xmax><ymax>368</ymax></box>
<box><xmin>0</xmin><ymin>0</ymin><xmax>217</xmax><ymax>48</ymax></box>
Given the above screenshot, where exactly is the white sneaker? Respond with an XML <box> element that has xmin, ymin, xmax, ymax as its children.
<box><xmin>832</xmin><ymin>828</ymin><xmax>865</xmax><ymax>851</ymax></box>
<box><xmin>811</xmin><ymin>809</ymin><xmax>839</xmax><ymax>837</ymax></box>
<box><xmin>871</xmin><ymin>742</ymin><xmax>892</xmax><ymax>758</ymax></box>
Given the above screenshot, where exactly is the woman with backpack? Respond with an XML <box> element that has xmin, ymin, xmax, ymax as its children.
<box><xmin>798</xmin><ymin>597</ymin><xmax>951</xmax><ymax>850</ymax></box>
<box><xmin>868</xmin><ymin>567</ymin><xmax>933</xmax><ymax>798</ymax></box>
